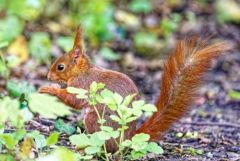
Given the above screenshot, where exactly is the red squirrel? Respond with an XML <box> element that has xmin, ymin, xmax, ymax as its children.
<box><xmin>39</xmin><ymin>26</ymin><xmax>229</xmax><ymax>152</ymax></box>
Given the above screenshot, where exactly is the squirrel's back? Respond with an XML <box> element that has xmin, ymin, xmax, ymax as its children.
<box><xmin>69</xmin><ymin>65</ymin><xmax>139</xmax><ymax>97</ymax></box>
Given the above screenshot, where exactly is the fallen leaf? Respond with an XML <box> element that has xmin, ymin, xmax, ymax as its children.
<box><xmin>20</xmin><ymin>137</ymin><xmax>34</xmax><ymax>158</ymax></box>
<box><xmin>28</xmin><ymin>93</ymin><xmax>72</xmax><ymax>119</ymax></box>
<box><xmin>7</xmin><ymin>36</ymin><xmax>29</xmax><ymax>65</ymax></box>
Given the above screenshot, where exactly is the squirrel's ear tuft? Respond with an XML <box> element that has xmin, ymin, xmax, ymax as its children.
<box><xmin>72</xmin><ymin>25</ymin><xmax>84</xmax><ymax>59</ymax></box>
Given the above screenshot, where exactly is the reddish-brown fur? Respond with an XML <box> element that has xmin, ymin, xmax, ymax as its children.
<box><xmin>39</xmin><ymin>26</ymin><xmax>230</xmax><ymax>152</ymax></box>
<box><xmin>135</xmin><ymin>37</ymin><xmax>230</xmax><ymax>139</ymax></box>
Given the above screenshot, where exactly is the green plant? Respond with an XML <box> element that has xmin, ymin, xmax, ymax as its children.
<box><xmin>6</xmin><ymin>80</ymin><xmax>36</xmax><ymax>97</ymax></box>
<box><xmin>69</xmin><ymin>0</ymin><xmax>117</xmax><ymax>46</ymax></box>
<box><xmin>160</xmin><ymin>13</ymin><xmax>182</xmax><ymax>38</ymax></box>
<box><xmin>0</xmin><ymin>16</ymin><xmax>23</xmax><ymax>43</ymax></box>
<box><xmin>99</xmin><ymin>47</ymin><xmax>121</xmax><ymax>61</ymax></box>
<box><xmin>0</xmin><ymin>81</ymin><xmax>163</xmax><ymax>160</ymax></box>
<box><xmin>128</xmin><ymin>0</ymin><xmax>152</xmax><ymax>14</ymax></box>
<box><xmin>133</xmin><ymin>31</ymin><xmax>162</xmax><ymax>56</ymax></box>
<box><xmin>228</xmin><ymin>90</ymin><xmax>240</xmax><ymax>100</ymax></box>
<box><xmin>0</xmin><ymin>93</ymin><xmax>75</xmax><ymax>160</ymax></box>
<box><xmin>29</xmin><ymin>32</ymin><xmax>52</xmax><ymax>65</ymax></box>
<box><xmin>54</xmin><ymin>119</ymin><xmax>76</xmax><ymax>135</ymax></box>
<box><xmin>67</xmin><ymin>81</ymin><xmax>163</xmax><ymax>160</ymax></box>
<box><xmin>6</xmin><ymin>0</ymin><xmax>46</xmax><ymax>21</ymax></box>
<box><xmin>28</xmin><ymin>93</ymin><xmax>72</xmax><ymax>119</ymax></box>
<box><xmin>186</xmin><ymin>147</ymin><xmax>203</xmax><ymax>156</ymax></box>
<box><xmin>215</xmin><ymin>0</ymin><xmax>240</xmax><ymax>24</ymax></box>
<box><xmin>56</xmin><ymin>36</ymin><xmax>74</xmax><ymax>52</ymax></box>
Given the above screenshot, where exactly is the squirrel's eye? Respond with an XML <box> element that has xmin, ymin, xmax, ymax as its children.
<box><xmin>57</xmin><ymin>64</ymin><xmax>65</xmax><ymax>71</ymax></box>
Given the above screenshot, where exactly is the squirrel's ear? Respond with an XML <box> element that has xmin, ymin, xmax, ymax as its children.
<box><xmin>72</xmin><ymin>25</ymin><xmax>84</xmax><ymax>60</ymax></box>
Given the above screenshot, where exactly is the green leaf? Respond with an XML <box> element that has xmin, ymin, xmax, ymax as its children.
<box><xmin>0</xmin><ymin>96</ymin><xmax>27</xmax><ymax>128</ymax></box>
<box><xmin>97</xmin><ymin>82</ymin><xmax>105</xmax><ymax>89</ymax></box>
<box><xmin>89</xmin><ymin>133</ymin><xmax>105</xmax><ymax>147</ymax></box>
<box><xmin>53</xmin><ymin>147</ymin><xmax>78</xmax><ymax>161</ymax></box>
<box><xmin>128</xmin><ymin>0</ymin><xmax>152</xmax><ymax>13</ymax></box>
<box><xmin>0</xmin><ymin>154</ymin><xmax>15</xmax><ymax>161</ymax></box>
<box><xmin>85</xmin><ymin>146</ymin><xmax>101</xmax><ymax>155</ymax></box>
<box><xmin>34</xmin><ymin>134</ymin><xmax>46</xmax><ymax>149</ymax></box>
<box><xmin>132</xmin><ymin>100</ymin><xmax>145</xmax><ymax>109</ymax></box>
<box><xmin>89</xmin><ymin>81</ymin><xmax>98</xmax><ymax>94</ymax></box>
<box><xmin>46</xmin><ymin>132</ymin><xmax>59</xmax><ymax>146</ymax></box>
<box><xmin>0</xmin><ymin>134</ymin><xmax>18</xmax><ymax>150</ymax></box>
<box><xmin>56</xmin><ymin>36</ymin><xmax>74</xmax><ymax>52</ymax></box>
<box><xmin>145</xmin><ymin>111</ymin><xmax>154</xmax><ymax>117</ymax></box>
<box><xmin>142</xmin><ymin>104</ymin><xmax>157</xmax><ymax>112</ymax></box>
<box><xmin>110</xmin><ymin>115</ymin><xmax>121</xmax><ymax>122</ymax></box>
<box><xmin>100</xmin><ymin>126</ymin><xmax>113</xmax><ymax>132</ymax></box>
<box><xmin>122</xmin><ymin>93</ymin><xmax>136</xmax><ymax>106</ymax></box>
<box><xmin>13</xmin><ymin>129</ymin><xmax>26</xmax><ymax>141</ymax></box>
<box><xmin>117</xmin><ymin>105</ymin><xmax>132</xmax><ymax>120</ymax></box>
<box><xmin>196</xmin><ymin>149</ymin><xmax>203</xmax><ymax>155</ymax></box>
<box><xmin>176</xmin><ymin>132</ymin><xmax>184</xmax><ymax>138</ymax></box>
<box><xmin>28</xmin><ymin>93</ymin><xmax>72</xmax><ymax>119</ymax></box>
<box><xmin>99</xmin><ymin>47</ymin><xmax>121</xmax><ymax>61</ymax></box>
<box><xmin>228</xmin><ymin>90</ymin><xmax>240</xmax><ymax>100</ymax></box>
<box><xmin>0</xmin><ymin>16</ymin><xmax>23</xmax><ymax>43</ymax></box>
<box><xmin>113</xmin><ymin>93</ymin><xmax>123</xmax><ymax>105</ymax></box>
<box><xmin>97</xmin><ymin>118</ymin><xmax>106</xmax><ymax>124</ymax></box>
<box><xmin>160</xmin><ymin>13</ymin><xmax>182</xmax><ymax>38</ymax></box>
<box><xmin>111</xmin><ymin>131</ymin><xmax>120</xmax><ymax>139</ymax></box>
<box><xmin>67</xmin><ymin>87</ymin><xmax>87</xmax><ymax>94</ymax></box>
<box><xmin>6</xmin><ymin>80</ymin><xmax>36</xmax><ymax>97</ymax></box>
<box><xmin>78</xmin><ymin>0</ymin><xmax>115</xmax><ymax>45</ymax></box>
<box><xmin>54</xmin><ymin>119</ymin><xmax>76</xmax><ymax>135</ymax></box>
<box><xmin>126</xmin><ymin>116</ymin><xmax>138</xmax><ymax>123</ymax></box>
<box><xmin>29</xmin><ymin>32</ymin><xmax>52</xmax><ymax>65</ymax></box>
<box><xmin>0</xmin><ymin>42</ymin><xmax>8</xmax><ymax>48</ymax></box>
<box><xmin>79</xmin><ymin>155</ymin><xmax>93</xmax><ymax>160</ymax></box>
<box><xmin>121</xmin><ymin>140</ymin><xmax>132</xmax><ymax>147</ymax></box>
<box><xmin>89</xmin><ymin>82</ymin><xmax>105</xmax><ymax>96</ymax></box>
<box><xmin>146</xmin><ymin>142</ymin><xmax>164</xmax><ymax>154</ymax></box>
<box><xmin>215</xmin><ymin>0</ymin><xmax>240</xmax><ymax>24</ymax></box>
<box><xmin>67</xmin><ymin>87</ymin><xmax>88</xmax><ymax>99</ymax></box>
<box><xmin>99</xmin><ymin>125</ymin><xmax>120</xmax><ymax>139</ymax></box>
<box><xmin>7</xmin><ymin>0</ymin><xmax>46</xmax><ymax>21</ymax></box>
<box><xmin>100</xmin><ymin>89</ymin><xmax>114</xmax><ymax>99</ymax></box>
<box><xmin>96</xmin><ymin>131</ymin><xmax>111</xmax><ymax>141</ymax></box>
<box><xmin>69</xmin><ymin>134</ymin><xmax>90</xmax><ymax>148</ymax></box>
<box><xmin>130</xmin><ymin>150</ymin><xmax>145</xmax><ymax>159</ymax></box>
<box><xmin>132</xmin><ymin>133</ymin><xmax>150</xmax><ymax>142</ymax></box>
<box><xmin>131</xmin><ymin>108</ymin><xmax>142</xmax><ymax>117</ymax></box>
<box><xmin>134</xmin><ymin>32</ymin><xmax>158</xmax><ymax>51</ymax></box>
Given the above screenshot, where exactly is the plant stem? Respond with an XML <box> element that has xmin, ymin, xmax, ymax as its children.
<box><xmin>93</xmin><ymin>105</ymin><xmax>109</xmax><ymax>161</ymax></box>
<box><xmin>119</xmin><ymin>126</ymin><xmax>125</xmax><ymax>161</ymax></box>
<box><xmin>102</xmin><ymin>105</ymin><xmax>106</xmax><ymax>120</ymax></box>
<box><xmin>103</xmin><ymin>144</ymin><xmax>109</xmax><ymax>161</ymax></box>
<box><xmin>93</xmin><ymin>105</ymin><xmax>101</xmax><ymax>121</ymax></box>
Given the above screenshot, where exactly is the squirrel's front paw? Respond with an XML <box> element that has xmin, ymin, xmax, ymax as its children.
<box><xmin>38</xmin><ymin>86</ymin><xmax>58</xmax><ymax>95</ymax></box>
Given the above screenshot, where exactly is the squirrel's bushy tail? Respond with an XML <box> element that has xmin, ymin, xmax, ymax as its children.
<box><xmin>135</xmin><ymin>37</ymin><xmax>230</xmax><ymax>140</ymax></box>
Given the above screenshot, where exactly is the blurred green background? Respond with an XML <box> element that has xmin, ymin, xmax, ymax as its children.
<box><xmin>0</xmin><ymin>0</ymin><xmax>239</xmax><ymax>88</ymax></box>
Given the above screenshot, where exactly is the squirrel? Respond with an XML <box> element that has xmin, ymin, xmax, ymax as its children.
<box><xmin>39</xmin><ymin>26</ymin><xmax>230</xmax><ymax>153</ymax></box>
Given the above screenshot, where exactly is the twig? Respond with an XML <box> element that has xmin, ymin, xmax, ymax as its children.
<box><xmin>179</xmin><ymin>121</ymin><xmax>240</xmax><ymax>129</ymax></box>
